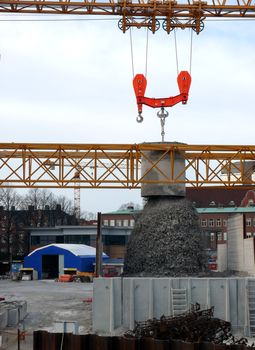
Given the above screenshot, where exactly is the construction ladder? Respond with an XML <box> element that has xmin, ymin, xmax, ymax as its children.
<box><xmin>248</xmin><ymin>279</ymin><xmax>255</xmax><ymax>337</ymax></box>
<box><xmin>171</xmin><ymin>288</ymin><xmax>188</xmax><ymax>316</ymax></box>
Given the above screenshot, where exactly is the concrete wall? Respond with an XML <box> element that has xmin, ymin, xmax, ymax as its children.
<box><xmin>244</xmin><ymin>238</ymin><xmax>255</xmax><ymax>274</ymax></box>
<box><xmin>217</xmin><ymin>244</ymin><xmax>227</xmax><ymax>272</ymax></box>
<box><xmin>219</xmin><ymin>215</ymin><xmax>255</xmax><ymax>274</ymax></box>
<box><xmin>93</xmin><ymin>277</ymin><xmax>249</xmax><ymax>336</ymax></box>
<box><xmin>227</xmin><ymin>214</ymin><xmax>244</xmax><ymax>271</ymax></box>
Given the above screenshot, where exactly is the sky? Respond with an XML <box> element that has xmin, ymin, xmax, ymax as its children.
<box><xmin>0</xmin><ymin>15</ymin><xmax>255</xmax><ymax>213</ymax></box>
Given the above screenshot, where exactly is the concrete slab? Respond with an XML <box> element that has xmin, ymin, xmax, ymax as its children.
<box><xmin>0</xmin><ymin>309</ymin><xmax>8</xmax><ymax>329</ymax></box>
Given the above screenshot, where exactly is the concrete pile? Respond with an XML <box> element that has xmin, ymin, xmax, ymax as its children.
<box><xmin>123</xmin><ymin>197</ymin><xmax>208</xmax><ymax>276</ymax></box>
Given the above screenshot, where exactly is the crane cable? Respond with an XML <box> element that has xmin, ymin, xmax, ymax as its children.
<box><xmin>173</xmin><ymin>28</ymin><xmax>194</xmax><ymax>75</ymax></box>
<box><xmin>129</xmin><ymin>27</ymin><xmax>150</xmax><ymax>78</ymax></box>
<box><xmin>145</xmin><ymin>28</ymin><xmax>149</xmax><ymax>78</ymax></box>
<box><xmin>129</xmin><ymin>28</ymin><xmax>135</xmax><ymax>78</ymax></box>
<box><xmin>174</xmin><ymin>28</ymin><xmax>179</xmax><ymax>75</ymax></box>
<box><xmin>189</xmin><ymin>28</ymin><xmax>193</xmax><ymax>74</ymax></box>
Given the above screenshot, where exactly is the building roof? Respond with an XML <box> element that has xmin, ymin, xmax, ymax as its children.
<box><xmin>197</xmin><ymin>207</ymin><xmax>255</xmax><ymax>214</ymax></box>
<box><xmin>186</xmin><ymin>187</ymin><xmax>252</xmax><ymax>207</ymax></box>
<box><xmin>27</xmin><ymin>243</ymin><xmax>107</xmax><ymax>257</ymax></box>
<box><xmin>103</xmin><ymin>209</ymin><xmax>140</xmax><ymax>215</ymax></box>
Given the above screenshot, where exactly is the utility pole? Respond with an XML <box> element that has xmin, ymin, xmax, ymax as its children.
<box><xmin>95</xmin><ymin>212</ymin><xmax>103</xmax><ymax>277</ymax></box>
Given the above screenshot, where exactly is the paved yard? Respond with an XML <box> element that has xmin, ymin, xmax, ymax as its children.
<box><xmin>0</xmin><ymin>279</ymin><xmax>93</xmax><ymax>349</ymax></box>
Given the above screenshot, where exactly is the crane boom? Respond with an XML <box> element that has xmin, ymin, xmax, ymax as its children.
<box><xmin>1</xmin><ymin>0</ymin><xmax>255</xmax><ymax>33</ymax></box>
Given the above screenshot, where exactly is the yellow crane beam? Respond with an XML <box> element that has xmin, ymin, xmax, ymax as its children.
<box><xmin>0</xmin><ymin>0</ymin><xmax>255</xmax><ymax>32</ymax></box>
<box><xmin>0</xmin><ymin>142</ymin><xmax>255</xmax><ymax>188</ymax></box>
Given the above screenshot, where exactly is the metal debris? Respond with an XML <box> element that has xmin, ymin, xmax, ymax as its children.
<box><xmin>124</xmin><ymin>304</ymin><xmax>249</xmax><ymax>345</ymax></box>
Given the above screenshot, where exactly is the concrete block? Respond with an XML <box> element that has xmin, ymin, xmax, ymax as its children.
<box><xmin>8</xmin><ymin>307</ymin><xmax>19</xmax><ymax>326</ymax></box>
<box><xmin>0</xmin><ymin>309</ymin><xmax>8</xmax><ymax>329</ymax></box>
<box><xmin>141</xmin><ymin>146</ymin><xmax>186</xmax><ymax>197</ymax></box>
<box><xmin>18</xmin><ymin>301</ymin><xmax>27</xmax><ymax>321</ymax></box>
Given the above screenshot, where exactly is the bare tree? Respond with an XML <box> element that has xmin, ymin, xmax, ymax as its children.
<box><xmin>53</xmin><ymin>195</ymin><xmax>73</xmax><ymax>215</ymax></box>
<box><xmin>0</xmin><ymin>188</ymin><xmax>22</xmax><ymax>210</ymax></box>
<box><xmin>118</xmin><ymin>202</ymin><xmax>142</xmax><ymax>211</ymax></box>
<box><xmin>80</xmin><ymin>211</ymin><xmax>96</xmax><ymax>220</ymax></box>
<box><xmin>21</xmin><ymin>189</ymin><xmax>55</xmax><ymax>210</ymax></box>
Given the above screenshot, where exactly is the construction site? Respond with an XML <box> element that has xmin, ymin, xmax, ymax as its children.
<box><xmin>1</xmin><ymin>0</ymin><xmax>255</xmax><ymax>349</ymax></box>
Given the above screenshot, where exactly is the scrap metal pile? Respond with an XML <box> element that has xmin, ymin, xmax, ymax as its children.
<box><xmin>123</xmin><ymin>197</ymin><xmax>208</xmax><ymax>276</ymax></box>
<box><xmin>125</xmin><ymin>304</ymin><xmax>249</xmax><ymax>345</ymax></box>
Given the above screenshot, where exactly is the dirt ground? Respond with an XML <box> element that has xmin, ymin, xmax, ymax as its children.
<box><xmin>0</xmin><ymin>279</ymin><xmax>93</xmax><ymax>349</ymax></box>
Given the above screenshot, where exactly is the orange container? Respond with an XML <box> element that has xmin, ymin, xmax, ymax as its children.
<box><xmin>58</xmin><ymin>274</ymin><xmax>73</xmax><ymax>282</ymax></box>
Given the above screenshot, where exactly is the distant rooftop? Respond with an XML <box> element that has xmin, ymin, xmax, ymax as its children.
<box><xmin>103</xmin><ymin>209</ymin><xmax>140</xmax><ymax>215</ymax></box>
<box><xmin>197</xmin><ymin>207</ymin><xmax>255</xmax><ymax>214</ymax></box>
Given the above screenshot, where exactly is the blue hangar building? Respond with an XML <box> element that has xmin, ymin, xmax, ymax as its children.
<box><xmin>24</xmin><ymin>243</ymin><xmax>108</xmax><ymax>279</ymax></box>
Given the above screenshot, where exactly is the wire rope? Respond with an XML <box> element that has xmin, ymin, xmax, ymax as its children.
<box><xmin>145</xmin><ymin>27</ymin><xmax>149</xmax><ymax>78</ymax></box>
<box><xmin>173</xmin><ymin>28</ymin><xmax>179</xmax><ymax>75</ymax></box>
<box><xmin>189</xmin><ymin>28</ymin><xmax>193</xmax><ymax>74</ymax></box>
<box><xmin>129</xmin><ymin>27</ymin><xmax>135</xmax><ymax>78</ymax></box>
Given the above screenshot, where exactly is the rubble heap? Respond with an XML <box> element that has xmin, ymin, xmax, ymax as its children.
<box><xmin>123</xmin><ymin>197</ymin><xmax>207</xmax><ymax>276</ymax></box>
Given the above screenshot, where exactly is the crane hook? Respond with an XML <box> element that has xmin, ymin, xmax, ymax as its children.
<box><xmin>136</xmin><ymin>113</ymin><xmax>143</xmax><ymax>123</ymax></box>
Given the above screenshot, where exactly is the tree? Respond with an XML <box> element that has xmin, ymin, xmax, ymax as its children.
<box><xmin>0</xmin><ymin>188</ymin><xmax>22</xmax><ymax>210</ymax></box>
<box><xmin>80</xmin><ymin>211</ymin><xmax>96</xmax><ymax>220</ymax></box>
<box><xmin>21</xmin><ymin>189</ymin><xmax>55</xmax><ymax>210</ymax></box>
<box><xmin>53</xmin><ymin>195</ymin><xmax>73</xmax><ymax>215</ymax></box>
<box><xmin>118</xmin><ymin>201</ymin><xmax>143</xmax><ymax>211</ymax></box>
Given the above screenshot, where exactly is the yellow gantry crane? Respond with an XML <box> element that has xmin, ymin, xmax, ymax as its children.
<box><xmin>1</xmin><ymin>0</ymin><xmax>255</xmax><ymax>216</ymax></box>
<box><xmin>0</xmin><ymin>0</ymin><xmax>255</xmax><ymax>33</ymax></box>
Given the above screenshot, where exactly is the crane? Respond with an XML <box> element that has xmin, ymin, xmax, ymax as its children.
<box><xmin>0</xmin><ymin>0</ymin><xmax>255</xmax><ymax>33</ymax></box>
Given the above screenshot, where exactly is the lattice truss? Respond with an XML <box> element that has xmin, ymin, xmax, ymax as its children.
<box><xmin>1</xmin><ymin>0</ymin><xmax>255</xmax><ymax>33</ymax></box>
<box><xmin>0</xmin><ymin>143</ymin><xmax>255</xmax><ymax>189</ymax></box>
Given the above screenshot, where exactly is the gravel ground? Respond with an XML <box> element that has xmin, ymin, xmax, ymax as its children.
<box><xmin>0</xmin><ymin>279</ymin><xmax>93</xmax><ymax>349</ymax></box>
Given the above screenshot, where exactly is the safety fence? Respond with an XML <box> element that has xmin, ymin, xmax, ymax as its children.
<box><xmin>33</xmin><ymin>331</ymin><xmax>255</xmax><ymax>350</ymax></box>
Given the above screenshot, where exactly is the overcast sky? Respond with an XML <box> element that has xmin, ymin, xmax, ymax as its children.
<box><xmin>0</xmin><ymin>15</ymin><xmax>254</xmax><ymax>213</ymax></box>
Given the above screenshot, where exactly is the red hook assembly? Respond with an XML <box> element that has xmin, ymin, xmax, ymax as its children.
<box><xmin>133</xmin><ymin>71</ymin><xmax>191</xmax><ymax>122</ymax></box>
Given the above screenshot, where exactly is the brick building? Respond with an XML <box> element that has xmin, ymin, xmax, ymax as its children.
<box><xmin>0</xmin><ymin>205</ymin><xmax>77</xmax><ymax>265</ymax></box>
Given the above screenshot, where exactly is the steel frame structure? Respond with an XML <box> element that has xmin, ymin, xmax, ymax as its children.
<box><xmin>0</xmin><ymin>142</ymin><xmax>255</xmax><ymax>189</ymax></box>
<box><xmin>1</xmin><ymin>0</ymin><xmax>255</xmax><ymax>33</ymax></box>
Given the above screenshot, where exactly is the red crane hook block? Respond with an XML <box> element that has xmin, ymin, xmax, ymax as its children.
<box><xmin>133</xmin><ymin>71</ymin><xmax>191</xmax><ymax>115</ymax></box>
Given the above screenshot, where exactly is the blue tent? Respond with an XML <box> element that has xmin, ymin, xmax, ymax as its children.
<box><xmin>24</xmin><ymin>243</ymin><xmax>108</xmax><ymax>279</ymax></box>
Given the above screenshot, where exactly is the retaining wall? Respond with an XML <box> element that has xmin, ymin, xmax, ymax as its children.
<box><xmin>93</xmin><ymin>278</ymin><xmax>249</xmax><ymax>335</ymax></box>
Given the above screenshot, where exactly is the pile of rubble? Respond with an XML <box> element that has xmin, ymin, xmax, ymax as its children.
<box><xmin>123</xmin><ymin>197</ymin><xmax>208</xmax><ymax>276</ymax></box>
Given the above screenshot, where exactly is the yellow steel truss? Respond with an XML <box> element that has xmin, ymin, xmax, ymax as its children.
<box><xmin>0</xmin><ymin>143</ymin><xmax>255</xmax><ymax>189</ymax></box>
<box><xmin>1</xmin><ymin>0</ymin><xmax>255</xmax><ymax>33</ymax></box>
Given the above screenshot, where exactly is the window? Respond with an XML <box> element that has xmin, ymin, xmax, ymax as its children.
<box><xmin>210</xmin><ymin>232</ymin><xmax>214</xmax><ymax>241</ymax></box>
<box><xmin>65</xmin><ymin>235</ymin><xmax>90</xmax><ymax>245</ymax></box>
<box><xmin>217</xmin><ymin>232</ymin><xmax>222</xmax><ymax>241</ymax></box>
<box><xmin>246</xmin><ymin>218</ymin><xmax>252</xmax><ymax>227</ymax></box>
<box><xmin>130</xmin><ymin>219</ymin><xmax>135</xmax><ymax>227</ymax></box>
<box><xmin>223</xmin><ymin>219</ymin><xmax>227</xmax><ymax>227</ymax></box>
<box><xmin>246</xmin><ymin>232</ymin><xmax>252</xmax><ymax>238</ymax></box>
<box><xmin>253</xmin><ymin>218</ymin><xmax>255</xmax><ymax>227</ymax></box>
<box><xmin>223</xmin><ymin>232</ymin><xmax>227</xmax><ymax>241</ymax></box>
<box><xmin>201</xmin><ymin>219</ymin><xmax>207</xmax><ymax>227</ymax></box>
<box><xmin>116</xmin><ymin>220</ymin><xmax>122</xmax><ymax>227</ymax></box>
<box><xmin>209</xmin><ymin>219</ymin><xmax>214</xmax><ymax>227</ymax></box>
<box><xmin>103</xmin><ymin>220</ymin><xmax>109</xmax><ymax>226</ymax></box>
<box><xmin>123</xmin><ymin>219</ymin><xmax>129</xmax><ymax>227</ymax></box>
<box><xmin>110</xmin><ymin>220</ymin><xmax>115</xmax><ymax>227</ymax></box>
<box><xmin>216</xmin><ymin>219</ymin><xmax>221</xmax><ymax>227</ymax></box>
<box><xmin>104</xmin><ymin>235</ymin><xmax>126</xmax><ymax>245</ymax></box>
<box><xmin>31</xmin><ymin>236</ymin><xmax>40</xmax><ymax>245</ymax></box>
